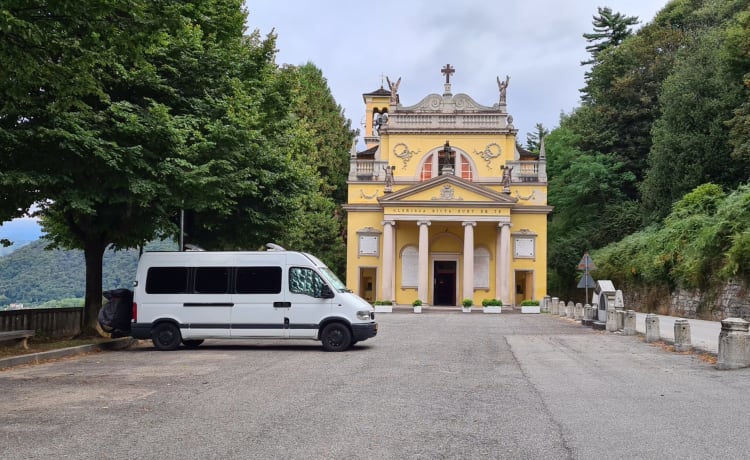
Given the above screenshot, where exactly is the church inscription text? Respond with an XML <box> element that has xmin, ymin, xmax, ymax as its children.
<box><xmin>388</xmin><ymin>207</ymin><xmax>507</xmax><ymax>216</ymax></box>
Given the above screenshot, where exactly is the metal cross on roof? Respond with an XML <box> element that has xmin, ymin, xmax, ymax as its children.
<box><xmin>441</xmin><ymin>64</ymin><xmax>455</xmax><ymax>84</ymax></box>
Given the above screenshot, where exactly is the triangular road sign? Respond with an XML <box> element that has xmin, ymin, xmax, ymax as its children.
<box><xmin>577</xmin><ymin>273</ymin><xmax>596</xmax><ymax>289</ymax></box>
<box><xmin>577</xmin><ymin>252</ymin><xmax>596</xmax><ymax>271</ymax></box>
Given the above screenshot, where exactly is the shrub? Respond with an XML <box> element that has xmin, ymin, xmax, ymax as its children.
<box><xmin>462</xmin><ymin>298</ymin><xmax>473</xmax><ymax>307</ymax></box>
<box><xmin>520</xmin><ymin>300</ymin><xmax>539</xmax><ymax>306</ymax></box>
<box><xmin>412</xmin><ymin>299</ymin><xmax>423</xmax><ymax>307</ymax></box>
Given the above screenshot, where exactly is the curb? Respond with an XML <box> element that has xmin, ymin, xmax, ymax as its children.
<box><xmin>0</xmin><ymin>337</ymin><xmax>137</xmax><ymax>370</ymax></box>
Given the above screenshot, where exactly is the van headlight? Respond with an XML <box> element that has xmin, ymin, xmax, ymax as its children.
<box><xmin>357</xmin><ymin>310</ymin><xmax>372</xmax><ymax>321</ymax></box>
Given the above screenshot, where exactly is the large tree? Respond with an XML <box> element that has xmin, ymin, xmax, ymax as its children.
<box><xmin>581</xmin><ymin>6</ymin><xmax>639</xmax><ymax>66</ymax></box>
<box><xmin>0</xmin><ymin>1</ymin><xmax>317</xmax><ymax>333</ymax></box>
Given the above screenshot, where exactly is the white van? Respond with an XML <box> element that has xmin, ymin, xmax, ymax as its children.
<box><xmin>130</xmin><ymin>246</ymin><xmax>377</xmax><ymax>351</ymax></box>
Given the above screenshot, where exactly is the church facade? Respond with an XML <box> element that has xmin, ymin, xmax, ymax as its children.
<box><xmin>344</xmin><ymin>66</ymin><xmax>551</xmax><ymax>308</ymax></box>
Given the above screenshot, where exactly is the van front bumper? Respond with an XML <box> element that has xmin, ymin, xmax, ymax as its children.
<box><xmin>352</xmin><ymin>322</ymin><xmax>378</xmax><ymax>341</ymax></box>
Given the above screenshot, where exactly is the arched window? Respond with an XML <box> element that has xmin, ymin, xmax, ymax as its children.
<box><xmin>419</xmin><ymin>157</ymin><xmax>433</xmax><ymax>181</ymax></box>
<box><xmin>418</xmin><ymin>152</ymin><xmax>476</xmax><ymax>181</ymax></box>
<box><xmin>460</xmin><ymin>155</ymin><xmax>473</xmax><ymax>181</ymax></box>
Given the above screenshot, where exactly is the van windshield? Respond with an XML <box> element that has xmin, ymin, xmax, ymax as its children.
<box><xmin>319</xmin><ymin>267</ymin><xmax>348</xmax><ymax>292</ymax></box>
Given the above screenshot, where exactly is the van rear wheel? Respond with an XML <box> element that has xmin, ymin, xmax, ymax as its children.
<box><xmin>320</xmin><ymin>323</ymin><xmax>352</xmax><ymax>352</ymax></box>
<box><xmin>152</xmin><ymin>323</ymin><xmax>181</xmax><ymax>350</ymax></box>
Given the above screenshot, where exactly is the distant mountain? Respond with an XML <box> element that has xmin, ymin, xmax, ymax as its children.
<box><xmin>0</xmin><ymin>218</ymin><xmax>44</xmax><ymax>256</ymax></box>
<box><xmin>0</xmin><ymin>239</ymin><xmax>177</xmax><ymax>306</ymax></box>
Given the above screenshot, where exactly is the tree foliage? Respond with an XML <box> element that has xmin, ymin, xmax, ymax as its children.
<box><xmin>641</xmin><ymin>24</ymin><xmax>750</xmax><ymax>219</ymax></box>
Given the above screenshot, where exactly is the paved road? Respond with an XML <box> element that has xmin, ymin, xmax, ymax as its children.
<box><xmin>2</xmin><ymin>312</ymin><xmax>749</xmax><ymax>459</ymax></box>
<box><xmin>634</xmin><ymin>312</ymin><xmax>722</xmax><ymax>353</ymax></box>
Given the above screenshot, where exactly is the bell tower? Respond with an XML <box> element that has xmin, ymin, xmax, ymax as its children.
<box><xmin>362</xmin><ymin>79</ymin><xmax>391</xmax><ymax>148</ymax></box>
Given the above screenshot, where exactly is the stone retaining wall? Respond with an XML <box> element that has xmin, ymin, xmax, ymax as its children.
<box><xmin>623</xmin><ymin>280</ymin><xmax>750</xmax><ymax>321</ymax></box>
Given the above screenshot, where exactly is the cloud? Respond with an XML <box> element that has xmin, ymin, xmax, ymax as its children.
<box><xmin>245</xmin><ymin>0</ymin><xmax>668</xmax><ymax>145</ymax></box>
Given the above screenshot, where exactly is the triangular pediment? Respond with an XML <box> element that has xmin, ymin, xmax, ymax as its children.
<box><xmin>379</xmin><ymin>175</ymin><xmax>517</xmax><ymax>205</ymax></box>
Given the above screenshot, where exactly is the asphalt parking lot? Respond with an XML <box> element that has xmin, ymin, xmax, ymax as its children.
<box><xmin>2</xmin><ymin>311</ymin><xmax>750</xmax><ymax>459</ymax></box>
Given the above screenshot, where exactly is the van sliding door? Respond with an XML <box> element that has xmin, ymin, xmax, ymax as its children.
<box><xmin>231</xmin><ymin>266</ymin><xmax>285</xmax><ymax>337</ymax></box>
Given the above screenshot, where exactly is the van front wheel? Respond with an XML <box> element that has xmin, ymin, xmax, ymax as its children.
<box><xmin>152</xmin><ymin>323</ymin><xmax>181</xmax><ymax>350</ymax></box>
<box><xmin>320</xmin><ymin>323</ymin><xmax>352</xmax><ymax>352</ymax></box>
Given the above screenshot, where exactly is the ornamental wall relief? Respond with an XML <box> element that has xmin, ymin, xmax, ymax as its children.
<box><xmin>393</xmin><ymin>143</ymin><xmax>420</xmax><ymax>169</ymax></box>
<box><xmin>431</xmin><ymin>185</ymin><xmax>464</xmax><ymax>201</ymax></box>
<box><xmin>473</xmin><ymin>143</ymin><xmax>502</xmax><ymax>169</ymax></box>
<box><xmin>359</xmin><ymin>189</ymin><xmax>380</xmax><ymax>199</ymax></box>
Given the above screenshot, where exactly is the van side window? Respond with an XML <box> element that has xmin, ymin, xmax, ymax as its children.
<box><xmin>289</xmin><ymin>267</ymin><xmax>325</xmax><ymax>297</ymax></box>
<box><xmin>146</xmin><ymin>267</ymin><xmax>189</xmax><ymax>294</ymax></box>
<box><xmin>194</xmin><ymin>267</ymin><xmax>230</xmax><ymax>294</ymax></box>
<box><xmin>236</xmin><ymin>267</ymin><xmax>282</xmax><ymax>294</ymax></box>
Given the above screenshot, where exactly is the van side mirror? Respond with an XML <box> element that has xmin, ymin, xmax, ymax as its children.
<box><xmin>319</xmin><ymin>285</ymin><xmax>335</xmax><ymax>299</ymax></box>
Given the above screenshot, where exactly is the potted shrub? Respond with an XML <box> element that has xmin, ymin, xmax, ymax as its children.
<box><xmin>461</xmin><ymin>298</ymin><xmax>473</xmax><ymax>313</ymax></box>
<box><xmin>374</xmin><ymin>299</ymin><xmax>393</xmax><ymax>313</ymax></box>
<box><xmin>521</xmin><ymin>299</ymin><xmax>540</xmax><ymax>314</ymax></box>
<box><xmin>483</xmin><ymin>298</ymin><xmax>502</xmax><ymax>314</ymax></box>
<box><xmin>412</xmin><ymin>299</ymin><xmax>423</xmax><ymax>313</ymax></box>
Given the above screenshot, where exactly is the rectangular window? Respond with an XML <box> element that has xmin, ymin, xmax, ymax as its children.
<box><xmin>194</xmin><ymin>267</ymin><xmax>230</xmax><ymax>294</ymax></box>
<box><xmin>146</xmin><ymin>267</ymin><xmax>189</xmax><ymax>294</ymax></box>
<box><xmin>236</xmin><ymin>267</ymin><xmax>282</xmax><ymax>294</ymax></box>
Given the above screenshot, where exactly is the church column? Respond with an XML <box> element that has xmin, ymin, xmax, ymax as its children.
<box><xmin>462</xmin><ymin>221</ymin><xmax>476</xmax><ymax>302</ymax></box>
<box><xmin>417</xmin><ymin>220</ymin><xmax>431</xmax><ymax>304</ymax></box>
<box><xmin>496</xmin><ymin>220</ymin><xmax>511</xmax><ymax>306</ymax></box>
<box><xmin>382</xmin><ymin>220</ymin><xmax>396</xmax><ymax>302</ymax></box>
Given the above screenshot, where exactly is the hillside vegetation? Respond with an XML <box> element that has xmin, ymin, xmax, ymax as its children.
<box><xmin>0</xmin><ymin>240</ymin><xmax>175</xmax><ymax>308</ymax></box>
<box><xmin>592</xmin><ymin>184</ymin><xmax>750</xmax><ymax>291</ymax></box>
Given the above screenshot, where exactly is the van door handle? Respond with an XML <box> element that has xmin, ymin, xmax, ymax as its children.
<box><xmin>273</xmin><ymin>302</ymin><xmax>291</xmax><ymax>308</ymax></box>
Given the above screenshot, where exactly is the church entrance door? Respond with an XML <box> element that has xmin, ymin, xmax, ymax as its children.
<box><xmin>433</xmin><ymin>261</ymin><xmax>457</xmax><ymax>306</ymax></box>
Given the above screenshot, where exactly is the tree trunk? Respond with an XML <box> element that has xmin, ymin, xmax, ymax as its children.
<box><xmin>81</xmin><ymin>240</ymin><xmax>107</xmax><ymax>337</ymax></box>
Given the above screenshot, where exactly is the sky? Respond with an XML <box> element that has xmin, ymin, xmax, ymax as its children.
<box><xmin>1</xmin><ymin>1</ymin><xmax>672</xmax><ymax>242</ymax></box>
<box><xmin>244</xmin><ymin>0</ymin><xmax>671</xmax><ymax>148</ymax></box>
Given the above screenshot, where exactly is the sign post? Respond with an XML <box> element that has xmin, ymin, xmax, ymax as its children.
<box><xmin>576</xmin><ymin>252</ymin><xmax>597</xmax><ymax>303</ymax></box>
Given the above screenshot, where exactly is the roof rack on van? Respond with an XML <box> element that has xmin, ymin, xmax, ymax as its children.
<box><xmin>265</xmin><ymin>243</ymin><xmax>286</xmax><ymax>251</ymax></box>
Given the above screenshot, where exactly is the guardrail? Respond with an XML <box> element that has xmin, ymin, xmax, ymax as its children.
<box><xmin>0</xmin><ymin>307</ymin><xmax>81</xmax><ymax>337</ymax></box>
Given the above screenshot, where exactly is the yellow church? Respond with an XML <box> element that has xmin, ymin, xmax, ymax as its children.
<box><xmin>344</xmin><ymin>65</ymin><xmax>551</xmax><ymax>308</ymax></box>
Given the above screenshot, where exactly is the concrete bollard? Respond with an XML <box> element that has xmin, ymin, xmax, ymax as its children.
<box><xmin>645</xmin><ymin>314</ymin><xmax>660</xmax><ymax>342</ymax></box>
<box><xmin>582</xmin><ymin>304</ymin><xmax>593</xmax><ymax>326</ymax></box>
<box><xmin>551</xmin><ymin>297</ymin><xmax>559</xmax><ymax>315</ymax></box>
<box><xmin>543</xmin><ymin>295</ymin><xmax>551</xmax><ymax>313</ymax></box>
<box><xmin>616</xmin><ymin>310</ymin><xmax>625</xmax><ymax>331</ymax></box>
<box><xmin>558</xmin><ymin>300</ymin><xmax>566</xmax><ymax>316</ymax></box>
<box><xmin>606</xmin><ymin>308</ymin><xmax>618</xmax><ymax>332</ymax></box>
<box><xmin>567</xmin><ymin>301</ymin><xmax>575</xmax><ymax>319</ymax></box>
<box><xmin>717</xmin><ymin>318</ymin><xmax>750</xmax><ymax>370</ymax></box>
<box><xmin>623</xmin><ymin>310</ymin><xmax>637</xmax><ymax>335</ymax></box>
<box><xmin>574</xmin><ymin>303</ymin><xmax>583</xmax><ymax>321</ymax></box>
<box><xmin>673</xmin><ymin>319</ymin><xmax>692</xmax><ymax>352</ymax></box>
